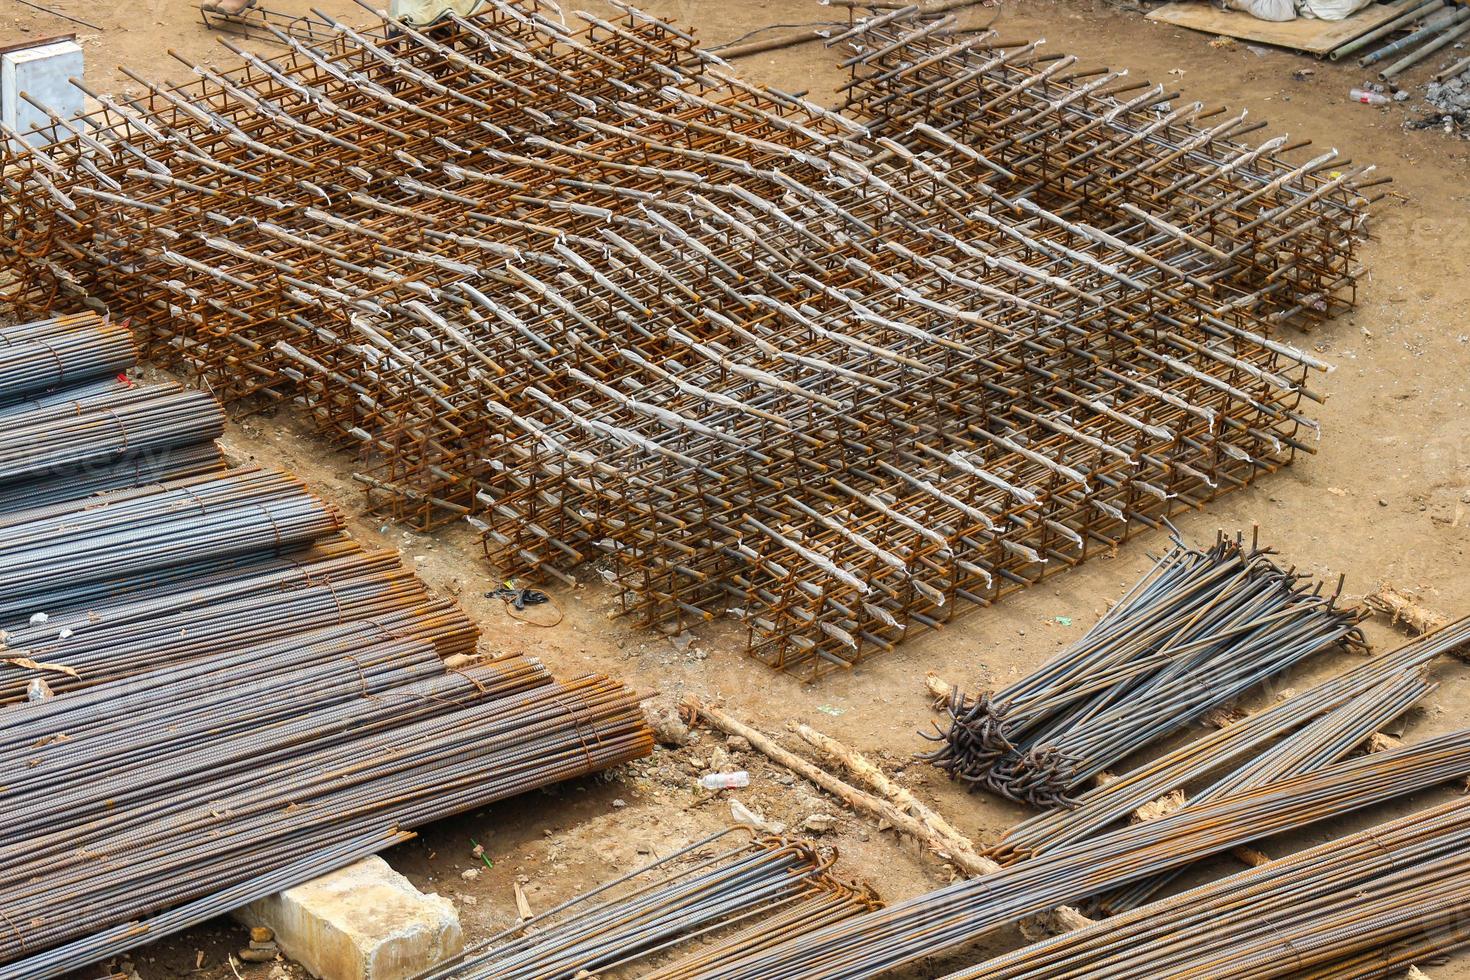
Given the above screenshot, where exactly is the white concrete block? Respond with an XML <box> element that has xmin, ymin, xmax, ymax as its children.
<box><xmin>1</xmin><ymin>40</ymin><xmax>84</xmax><ymax>145</ymax></box>
<box><xmin>236</xmin><ymin>856</ymin><xmax>463</xmax><ymax>980</ymax></box>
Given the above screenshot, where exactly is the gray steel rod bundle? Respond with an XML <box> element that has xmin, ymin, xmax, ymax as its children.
<box><xmin>0</xmin><ymin>317</ymin><xmax>656</xmax><ymax>977</ymax></box>
<box><xmin>0</xmin><ymin>383</ymin><xmax>224</xmax><ymax>511</ymax></box>
<box><xmin>946</xmin><ymin>794</ymin><xmax>1470</xmax><ymax>979</ymax></box>
<box><xmin>422</xmin><ymin>829</ymin><xmax>880</xmax><ymax>980</ymax></box>
<box><xmin>0</xmin><ymin>466</ymin><xmax>344</xmax><ymax>622</ymax></box>
<box><xmin>0</xmin><ymin>541</ymin><xmax>392</xmax><ymax>645</ymax></box>
<box><xmin>1096</xmin><ymin>666</ymin><xmax>1433</xmax><ymax>912</ymax></box>
<box><xmin>0</xmin><ymin>383</ymin><xmax>223</xmax><ymax>484</ymax></box>
<box><xmin>1001</xmin><ymin>619</ymin><xmax>1470</xmax><ymax>859</ymax></box>
<box><xmin>0</xmin><ymin>532</ymin><xmax>367</xmax><ymax>632</ymax></box>
<box><xmin>0</xmin><ymin>567</ymin><xmax>456</xmax><ymax>702</ymax></box>
<box><xmin>995</xmin><ymin>614</ymin><xmax>1470</xmax><ymax>860</ymax></box>
<box><xmin>0</xmin><ymin>314</ymin><xmax>136</xmax><ymax>409</ymax></box>
<box><xmin>0</xmin><ymin>376</ymin><xmax>129</xmax><ymax>419</ymax></box>
<box><xmin>0</xmin><ymin>441</ymin><xmax>225</xmax><ymax>515</ymax></box>
<box><xmin>921</xmin><ymin>531</ymin><xmax>1362</xmax><ymax>805</ymax></box>
<box><xmin>1295</xmin><ymin>920</ymin><xmax>1470</xmax><ymax>979</ymax></box>
<box><xmin>693</xmin><ymin>729</ymin><xmax>1470</xmax><ymax>980</ymax></box>
<box><xmin>0</xmin><ymin>654</ymin><xmax>651</xmax><ymax>968</ymax></box>
<box><xmin>1</xmin><ymin>828</ymin><xmax>412</xmax><ymax>980</ymax></box>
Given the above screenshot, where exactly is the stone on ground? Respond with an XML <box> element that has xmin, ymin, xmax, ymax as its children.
<box><xmin>236</xmin><ymin>856</ymin><xmax>462</xmax><ymax>980</ymax></box>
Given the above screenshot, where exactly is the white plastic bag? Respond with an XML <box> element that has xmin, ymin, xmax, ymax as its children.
<box><xmin>1299</xmin><ymin>0</ymin><xmax>1376</xmax><ymax>21</ymax></box>
<box><xmin>1224</xmin><ymin>0</ymin><xmax>1297</xmax><ymax>22</ymax></box>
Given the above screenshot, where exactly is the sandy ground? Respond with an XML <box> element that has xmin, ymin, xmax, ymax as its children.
<box><xmin>4</xmin><ymin>0</ymin><xmax>1470</xmax><ymax>977</ymax></box>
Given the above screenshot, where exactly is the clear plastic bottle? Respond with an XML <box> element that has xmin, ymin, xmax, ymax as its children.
<box><xmin>1350</xmin><ymin>88</ymin><xmax>1390</xmax><ymax>105</ymax></box>
<box><xmin>698</xmin><ymin>770</ymin><xmax>750</xmax><ymax>791</ymax></box>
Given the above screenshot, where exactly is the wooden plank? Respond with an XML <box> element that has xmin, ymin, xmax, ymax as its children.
<box><xmin>1146</xmin><ymin>0</ymin><xmax>1421</xmax><ymax>54</ymax></box>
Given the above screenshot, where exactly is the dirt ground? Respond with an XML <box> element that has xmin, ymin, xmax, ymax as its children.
<box><xmin>4</xmin><ymin>0</ymin><xmax>1469</xmax><ymax>977</ymax></box>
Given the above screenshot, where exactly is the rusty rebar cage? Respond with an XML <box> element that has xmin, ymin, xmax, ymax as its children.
<box><xmin>0</xmin><ymin>2</ymin><xmax>1378</xmax><ymax>677</ymax></box>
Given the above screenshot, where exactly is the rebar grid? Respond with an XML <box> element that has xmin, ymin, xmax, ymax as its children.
<box><xmin>0</xmin><ymin>3</ymin><xmax>1376</xmax><ymax>676</ymax></box>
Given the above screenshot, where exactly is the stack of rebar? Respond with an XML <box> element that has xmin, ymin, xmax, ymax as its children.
<box><xmin>944</xmin><ymin>793</ymin><xmax>1470</xmax><ymax>980</ymax></box>
<box><xmin>0</xmin><ymin>546</ymin><xmax>432</xmax><ymax>701</ymax></box>
<box><xmin>994</xmin><ymin>614</ymin><xmax>1470</xmax><ymax>863</ymax></box>
<box><xmin>0</xmin><ymin>312</ymin><xmax>225</xmax><ymax>511</ymax></box>
<box><xmin>0</xmin><ymin>634</ymin><xmax>650</xmax><ymax>976</ymax></box>
<box><xmin>0</xmin><ymin>318</ymin><xmax>655</xmax><ymax>976</ymax></box>
<box><xmin>0</xmin><ymin>2</ymin><xmax>1378</xmax><ymax>675</ymax></box>
<box><xmin>920</xmin><ymin>531</ymin><xmax>1364</xmax><ymax>806</ymax></box>
<box><xmin>0</xmin><ymin>313</ymin><xmax>137</xmax><ymax>407</ymax></box>
<box><xmin>0</xmin><ymin>466</ymin><xmax>345</xmax><ymax>624</ymax></box>
<box><xmin>683</xmin><ymin>728</ymin><xmax>1470</xmax><ymax>980</ymax></box>
<box><xmin>420</xmin><ymin>829</ymin><xmax>881</xmax><ymax>980</ymax></box>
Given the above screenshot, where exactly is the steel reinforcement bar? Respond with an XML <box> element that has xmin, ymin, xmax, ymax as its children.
<box><xmin>0</xmin><ymin>3</ymin><xmax>1374</xmax><ymax>675</ymax></box>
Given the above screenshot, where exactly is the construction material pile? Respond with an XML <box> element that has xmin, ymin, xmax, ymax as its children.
<box><xmin>0</xmin><ymin>3</ymin><xmax>1376</xmax><ymax>675</ymax></box>
<box><xmin>993</xmin><ymin>614</ymin><xmax>1470</xmax><ymax>865</ymax></box>
<box><xmin>421</xmin><ymin>829</ymin><xmax>881</xmax><ymax>980</ymax></box>
<box><xmin>921</xmin><ymin>531</ymin><xmax>1364</xmax><ymax>807</ymax></box>
<box><xmin>0</xmin><ymin>316</ymin><xmax>652</xmax><ymax>979</ymax></box>
<box><xmin>684</xmin><ymin>689</ymin><xmax>1470</xmax><ymax>980</ymax></box>
<box><xmin>0</xmin><ymin>311</ymin><xmax>225</xmax><ymax>513</ymax></box>
<box><xmin>947</xmin><ymin>790</ymin><xmax>1470</xmax><ymax>980</ymax></box>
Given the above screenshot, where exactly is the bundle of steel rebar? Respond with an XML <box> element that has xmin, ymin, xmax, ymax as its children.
<box><xmin>0</xmin><ymin>313</ymin><xmax>136</xmax><ymax>409</ymax></box>
<box><xmin>0</xmin><ymin>466</ymin><xmax>343</xmax><ymax>624</ymax></box>
<box><xmin>0</xmin><ymin>631</ymin><xmax>650</xmax><ymax>973</ymax></box>
<box><xmin>994</xmin><ymin>615</ymin><xmax>1470</xmax><ymax>863</ymax></box>
<box><xmin>0</xmin><ymin>551</ymin><xmax>435</xmax><ymax>701</ymax></box>
<box><xmin>692</xmin><ymin>730</ymin><xmax>1470</xmax><ymax>980</ymax></box>
<box><xmin>7</xmin><ymin>828</ymin><xmax>413</xmax><ymax>980</ymax></box>
<box><xmin>0</xmin><ymin>317</ymin><xmax>657</xmax><ymax>977</ymax></box>
<box><xmin>920</xmin><ymin>531</ymin><xmax>1364</xmax><ymax>806</ymax></box>
<box><xmin>0</xmin><ymin>313</ymin><xmax>226</xmax><ymax>510</ymax></box>
<box><xmin>0</xmin><ymin>382</ymin><xmax>225</xmax><ymax>512</ymax></box>
<box><xmin>420</xmin><ymin>829</ymin><xmax>881</xmax><ymax>980</ymax></box>
<box><xmin>943</xmin><ymin>794</ymin><xmax>1470</xmax><ymax>980</ymax></box>
<box><xmin>0</xmin><ymin>2</ymin><xmax>1375</xmax><ymax>675</ymax></box>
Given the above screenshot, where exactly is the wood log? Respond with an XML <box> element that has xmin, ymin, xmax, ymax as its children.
<box><xmin>684</xmin><ymin>696</ymin><xmax>1000</xmax><ymax>876</ymax></box>
<box><xmin>792</xmin><ymin>722</ymin><xmax>977</xmax><ymax>858</ymax></box>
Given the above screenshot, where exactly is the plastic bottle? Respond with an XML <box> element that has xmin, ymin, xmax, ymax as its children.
<box><xmin>698</xmin><ymin>770</ymin><xmax>750</xmax><ymax>791</ymax></box>
<box><xmin>1349</xmin><ymin>88</ymin><xmax>1390</xmax><ymax>105</ymax></box>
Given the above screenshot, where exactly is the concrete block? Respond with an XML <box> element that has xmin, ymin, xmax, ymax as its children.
<box><xmin>236</xmin><ymin>856</ymin><xmax>462</xmax><ymax>980</ymax></box>
<box><xmin>1</xmin><ymin>40</ymin><xmax>84</xmax><ymax>145</ymax></box>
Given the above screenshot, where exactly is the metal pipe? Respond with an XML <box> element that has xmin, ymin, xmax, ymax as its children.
<box><xmin>1380</xmin><ymin>13</ymin><xmax>1470</xmax><ymax>77</ymax></box>
<box><xmin>1434</xmin><ymin>51</ymin><xmax>1470</xmax><ymax>81</ymax></box>
<box><xmin>1359</xmin><ymin>5</ymin><xmax>1466</xmax><ymax>66</ymax></box>
<box><xmin>1328</xmin><ymin>0</ymin><xmax>1443</xmax><ymax>61</ymax></box>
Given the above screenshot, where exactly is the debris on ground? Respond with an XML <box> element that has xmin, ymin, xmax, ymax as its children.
<box><xmin>1365</xmin><ymin>584</ymin><xmax>1451</xmax><ymax>636</ymax></box>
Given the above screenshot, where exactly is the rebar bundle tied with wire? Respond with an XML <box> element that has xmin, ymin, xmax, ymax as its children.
<box><xmin>921</xmin><ymin>531</ymin><xmax>1364</xmax><ymax>806</ymax></box>
<box><xmin>419</xmin><ymin>829</ymin><xmax>881</xmax><ymax>980</ymax></box>
<box><xmin>0</xmin><ymin>312</ymin><xmax>227</xmax><ymax>512</ymax></box>
<box><xmin>944</xmin><ymin>793</ymin><xmax>1470</xmax><ymax>980</ymax></box>
<box><xmin>994</xmin><ymin>615</ymin><xmax>1470</xmax><ymax>864</ymax></box>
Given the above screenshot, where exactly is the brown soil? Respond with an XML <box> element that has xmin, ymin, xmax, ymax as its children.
<box><xmin>5</xmin><ymin>0</ymin><xmax>1470</xmax><ymax>977</ymax></box>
